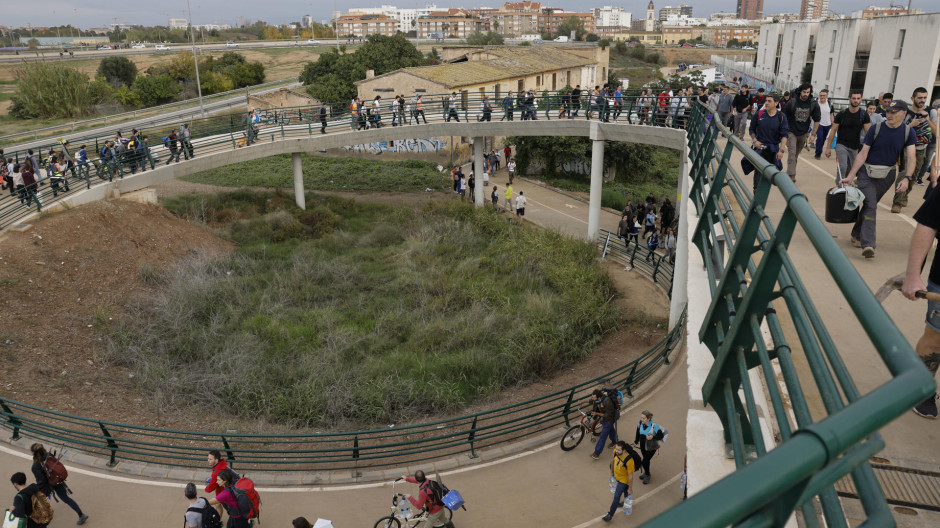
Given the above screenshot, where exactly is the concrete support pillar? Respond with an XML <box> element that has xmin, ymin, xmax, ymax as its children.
<box><xmin>670</xmin><ymin>146</ymin><xmax>691</xmax><ymax>328</ymax></box>
<box><xmin>587</xmin><ymin>139</ymin><xmax>605</xmax><ymax>240</ymax></box>
<box><xmin>472</xmin><ymin>136</ymin><xmax>485</xmax><ymax>206</ymax></box>
<box><xmin>292</xmin><ymin>152</ymin><xmax>306</xmax><ymax>210</ymax></box>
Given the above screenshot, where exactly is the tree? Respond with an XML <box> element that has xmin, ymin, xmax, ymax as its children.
<box><xmin>466</xmin><ymin>31</ymin><xmax>504</xmax><ymax>46</ymax></box>
<box><xmin>556</xmin><ymin>16</ymin><xmax>586</xmax><ymax>41</ymax></box>
<box><xmin>27</xmin><ymin>38</ymin><xmax>39</xmax><ymax>50</ymax></box>
<box><xmin>200</xmin><ymin>71</ymin><xmax>235</xmax><ymax>95</ymax></box>
<box><xmin>726</xmin><ymin>38</ymin><xmax>740</xmax><ymax>48</ymax></box>
<box><xmin>492</xmin><ymin>21</ymin><xmax>499</xmax><ymax>33</ymax></box>
<box><xmin>131</xmin><ymin>74</ymin><xmax>181</xmax><ymax>107</ymax></box>
<box><xmin>97</xmin><ymin>56</ymin><xmax>138</xmax><ymax>87</ymax></box>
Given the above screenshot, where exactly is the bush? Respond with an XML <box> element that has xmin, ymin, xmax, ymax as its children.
<box><xmin>646</xmin><ymin>52</ymin><xmax>662</xmax><ymax>64</ymax></box>
<box><xmin>97</xmin><ymin>56</ymin><xmax>138</xmax><ymax>87</ymax></box>
<box><xmin>9</xmin><ymin>62</ymin><xmax>103</xmax><ymax>119</ymax></box>
<box><xmin>131</xmin><ymin>74</ymin><xmax>181</xmax><ymax>107</ymax></box>
<box><xmin>111</xmin><ymin>194</ymin><xmax>620</xmax><ymax>427</ymax></box>
<box><xmin>466</xmin><ymin>31</ymin><xmax>504</xmax><ymax>46</ymax></box>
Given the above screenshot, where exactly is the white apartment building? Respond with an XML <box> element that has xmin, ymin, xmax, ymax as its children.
<box><xmin>593</xmin><ymin>6</ymin><xmax>632</xmax><ymax>27</ymax></box>
<box><xmin>347</xmin><ymin>4</ymin><xmax>438</xmax><ymax>34</ymax></box>
<box><xmin>755</xmin><ymin>13</ymin><xmax>940</xmax><ymax>101</ymax></box>
<box><xmin>664</xmin><ymin>14</ymin><xmax>707</xmax><ymax>26</ymax></box>
<box><xmin>168</xmin><ymin>18</ymin><xmax>188</xmax><ymax>30</ymax></box>
<box><xmin>301</xmin><ymin>15</ymin><xmax>314</xmax><ymax>27</ymax></box>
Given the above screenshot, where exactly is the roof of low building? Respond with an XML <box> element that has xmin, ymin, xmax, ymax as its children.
<box><xmin>358</xmin><ymin>47</ymin><xmax>594</xmax><ymax>90</ymax></box>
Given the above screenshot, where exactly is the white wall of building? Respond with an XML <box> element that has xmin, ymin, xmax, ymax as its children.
<box><xmin>756</xmin><ymin>21</ymin><xmax>819</xmax><ymax>91</ymax></box>
<box><xmin>810</xmin><ymin>18</ymin><xmax>864</xmax><ymax>96</ymax></box>
<box><xmin>864</xmin><ymin>14</ymin><xmax>940</xmax><ymax>101</ymax></box>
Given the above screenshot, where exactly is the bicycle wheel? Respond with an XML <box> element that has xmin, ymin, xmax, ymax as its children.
<box><xmin>373</xmin><ymin>516</ymin><xmax>401</xmax><ymax>528</ymax></box>
<box><xmin>560</xmin><ymin>425</ymin><xmax>585</xmax><ymax>451</ymax></box>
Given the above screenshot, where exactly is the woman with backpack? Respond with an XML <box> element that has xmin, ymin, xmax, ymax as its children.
<box><xmin>30</xmin><ymin>443</ymin><xmax>88</xmax><ymax>525</ymax></box>
<box><xmin>633</xmin><ymin>411</ymin><xmax>665</xmax><ymax>485</ymax></box>
<box><xmin>208</xmin><ymin>469</ymin><xmax>250</xmax><ymax>528</ymax></box>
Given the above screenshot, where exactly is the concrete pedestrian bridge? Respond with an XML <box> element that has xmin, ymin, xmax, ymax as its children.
<box><xmin>0</xmin><ymin>102</ymin><xmax>936</xmax><ymax>528</ymax></box>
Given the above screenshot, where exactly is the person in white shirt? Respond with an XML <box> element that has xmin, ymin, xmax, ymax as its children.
<box><xmin>507</xmin><ymin>159</ymin><xmax>516</xmax><ymax>184</ymax></box>
<box><xmin>515</xmin><ymin>191</ymin><xmax>527</xmax><ymax>216</ymax></box>
<box><xmin>813</xmin><ymin>89</ymin><xmax>834</xmax><ymax>159</ymax></box>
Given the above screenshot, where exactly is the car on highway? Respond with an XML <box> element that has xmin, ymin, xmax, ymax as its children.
<box><xmin>226</xmin><ymin>41</ymin><xmax>238</xmax><ymax>48</ymax></box>
<box><xmin>306</xmin><ymin>39</ymin><xmax>320</xmax><ymax>45</ymax></box>
<box><xmin>97</xmin><ymin>45</ymin><xmax>113</xmax><ymax>50</ymax></box>
<box><xmin>155</xmin><ymin>44</ymin><xmax>170</xmax><ymax>51</ymax></box>
<box><xmin>131</xmin><ymin>43</ymin><xmax>146</xmax><ymax>49</ymax></box>
<box><xmin>695</xmin><ymin>44</ymin><xmax>707</xmax><ymax>48</ymax></box>
<box><xmin>742</xmin><ymin>46</ymin><xmax>755</xmax><ymax>50</ymax></box>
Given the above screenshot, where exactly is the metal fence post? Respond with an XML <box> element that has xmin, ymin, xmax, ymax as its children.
<box><xmin>467</xmin><ymin>416</ymin><xmax>479</xmax><ymax>459</ymax></box>
<box><xmin>98</xmin><ymin>422</ymin><xmax>119</xmax><ymax>467</ymax></box>
<box><xmin>222</xmin><ymin>436</ymin><xmax>235</xmax><ymax>462</ymax></box>
<box><xmin>563</xmin><ymin>388</ymin><xmax>575</xmax><ymax>428</ymax></box>
<box><xmin>0</xmin><ymin>400</ymin><xmax>22</xmax><ymax>440</ymax></box>
<box><xmin>601</xmin><ymin>232</ymin><xmax>611</xmax><ymax>260</ymax></box>
<box><xmin>630</xmin><ymin>243</ymin><xmax>639</xmax><ymax>268</ymax></box>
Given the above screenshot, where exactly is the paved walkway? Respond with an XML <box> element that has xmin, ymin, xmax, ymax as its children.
<box><xmin>2</xmin><ymin>138</ymin><xmax>936</xmax><ymax>527</ymax></box>
<box><xmin>0</xmin><ymin>167</ymin><xmax>689</xmax><ymax>528</ymax></box>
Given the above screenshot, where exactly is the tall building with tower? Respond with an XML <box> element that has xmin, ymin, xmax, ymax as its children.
<box><xmin>645</xmin><ymin>1</ymin><xmax>657</xmax><ymax>31</ymax></box>
<box><xmin>736</xmin><ymin>0</ymin><xmax>763</xmax><ymax>20</ymax></box>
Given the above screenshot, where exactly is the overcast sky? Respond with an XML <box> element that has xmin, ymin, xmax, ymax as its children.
<box><xmin>3</xmin><ymin>1</ymin><xmax>929</xmax><ymax>29</ymax></box>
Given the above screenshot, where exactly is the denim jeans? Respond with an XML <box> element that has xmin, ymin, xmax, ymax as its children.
<box><xmin>851</xmin><ymin>167</ymin><xmax>896</xmax><ymax>248</ymax></box>
<box><xmin>607</xmin><ymin>479</ymin><xmax>631</xmax><ymax>517</ymax></box>
<box><xmin>593</xmin><ymin>419</ymin><xmax>618</xmax><ymax>456</ymax></box>
<box><xmin>815</xmin><ymin>124</ymin><xmax>832</xmax><ymax>157</ymax></box>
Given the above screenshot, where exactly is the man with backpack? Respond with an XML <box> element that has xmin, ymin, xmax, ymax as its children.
<box><xmin>401</xmin><ymin>471</ymin><xmax>456</xmax><ymax>528</ymax></box>
<box><xmin>824</xmin><ymin>90</ymin><xmax>870</xmax><ymax>186</ymax></box>
<box><xmin>10</xmin><ymin>472</ymin><xmax>53</xmax><ymax>528</ymax></box>
<box><xmin>204</xmin><ymin>450</ymin><xmax>230</xmax><ymax>517</ymax></box>
<box><xmin>813</xmin><ymin>89</ymin><xmax>834</xmax><ymax>159</ymax></box>
<box><xmin>185</xmin><ymin>482</ymin><xmax>223</xmax><ymax>528</ymax></box>
<box><xmin>745</xmin><ymin>92</ymin><xmax>789</xmax><ymax>192</ymax></box>
<box><xmin>602</xmin><ymin>441</ymin><xmax>638</xmax><ymax>522</ymax></box>
<box><xmin>782</xmin><ymin>84</ymin><xmax>821</xmax><ymax>184</ymax></box>
<box><xmin>840</xmin><ymin>99</ymin><xmax>916</xmax><ymax>259</ymax></box>
<box><xmin>501</xmin><ymin>91</ymin><xmax>514</xmax><ymax>121</ymax></box>
<box><xmin>891</xmin><ymin>87</ymin><xmax>938</xmax><ymax>213</ymax></box>
<box><xmin>29</xmin><ymin>443</ymin><xmax>87</xmax><ymax>525</ymax></box>
<box><xmin>590</xmin><ymin>389</ymin><xmax>619</xmax><ymax>461</ymax></box>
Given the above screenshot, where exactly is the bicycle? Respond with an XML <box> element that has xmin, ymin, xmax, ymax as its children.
<box><xmin>560</xmin><ymin>405</ymin><xmax>603</xmax><ymax>451</ymax></box>
<box><xmin>373</xmin><ymin>478</ymin><xmax>453</xmax><ymax>528</ymax></box>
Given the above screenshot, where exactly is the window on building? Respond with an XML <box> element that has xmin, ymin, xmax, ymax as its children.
<box><xmin>788</xmin><ymin>51</ymin><xmax>793</xmax><ymax>70</ymax></box>
<box><xmin>518</xmin><ymin>79</ymin><xmax>525</xmax><ymax>92</ymax></box>
<box><xmin>830</xmin><ymin>30</ymin><xmax>836</xmax><ymax>52</ymax></box>
<box><xmin>826</xmin><ymin>58</ymin><xmax>832</xmax><ymax>79</ymax></box>
<box><xmin>889</xmin><ymin>66</ymin><xmax>899</xmax><ymax>93</ymax></box>
<box><xmin>895</xmin><ymin>30</ymin><xmax>905</xmax><ymax>58</ymax></box>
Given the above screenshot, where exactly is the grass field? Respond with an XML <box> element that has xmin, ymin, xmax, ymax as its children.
<box><xmin>108</xmin><ymin>190</ymin><xmax>620</xmax><ymax>427</ymax></box>
<box><xmin>182</xmin><ymin>155</ymin><xmax>451</xmax><ymax>192</ymax></box>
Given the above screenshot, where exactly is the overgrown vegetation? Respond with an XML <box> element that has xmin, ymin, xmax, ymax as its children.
<box><xmin>108</xmin><ymin>191</ymin><xmax>619</xmax><ymax>427</ymax></box>
<box><xmin>466</xmin><ymin>31</ymin><xmax>504</xmax><ymax>46</ymax></box>
<box><xmin>608</xmin><ymin>42</ymin><xmax>666</xmax><ymax>89</ymax></box>
<box><xmin>506</xmin><ymin>136</ymin><xmax>680</xmax><ymax>209</ymax></box>
<box><xmin>182</xmin><ymin>156</ymin><xmax>449</xmax><ymax>192</ymax></box>
<box><xmin>9</xmin><ymin>63</ymin><xmax>110</xmax><ymax>119</ymax></box>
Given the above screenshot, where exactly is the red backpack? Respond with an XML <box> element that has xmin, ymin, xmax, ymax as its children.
<box><xmin>229</xmin><ymin>477</ymin><xmax>261</xmax><ymax>520</ymax></box>
<box><xmin>43</xmin><ymin>453</ymin><xmax>68</xmax><ymax>486</ymax></box>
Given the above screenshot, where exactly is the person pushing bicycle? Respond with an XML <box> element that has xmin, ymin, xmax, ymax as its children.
<box><xmin>400</xmin><ymin>470</ymin><xmax>456</xmax><ymax>528</ymax></box>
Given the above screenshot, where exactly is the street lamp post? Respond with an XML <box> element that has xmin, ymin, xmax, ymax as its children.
<box><xmin>186</xmin><ymin>0</ymin><xmax>206</xmax><ymax>117</ymax></box>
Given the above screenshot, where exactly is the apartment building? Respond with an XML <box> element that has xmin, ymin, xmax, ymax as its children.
<box><xmin>703</xmin><ymin>25</ymin><xmax>760</xmax><ymax>47</ymax></box>
<box><xmin>334</xmin><ymin>14</ymin><xmax>399</xmax><ymax>37</ymax></box>
<box><xmin>417</xmin><ymin>9</ymin><xmax>486</xmax><ymax>38</ymax></box>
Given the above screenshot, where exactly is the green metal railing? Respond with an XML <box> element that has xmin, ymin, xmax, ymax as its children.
<box><xmin>0</xmin><ymin>244</ymin><xmax>682</xmax><ymax>471</ymax></box>
<box><xmin>0</xmin><ymin>90</ymin><xmax>696</xmax><ymax>229</ymax></box>
<box><xmin>639</xmin><ymin>102</ymin><xmax>936</xmax><ymax>527</ymax></box>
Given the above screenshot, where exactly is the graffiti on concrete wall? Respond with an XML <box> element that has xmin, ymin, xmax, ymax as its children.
<box><xmin>530</xmin><ymin>158</ymin><xmax>610</xmax><ymax>178</ymax></box>
<box><xmin>343</xmin><ymin>137</ymin><xmax>445</xmax><ymax>155</ymax></box>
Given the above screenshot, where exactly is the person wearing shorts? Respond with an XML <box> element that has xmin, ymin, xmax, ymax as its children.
<box><xmin>902</xmin><ymin>172</ymin><xmax>940</xmax><ymax>418</ymax></box>
<box><xmin>515</xmin><ymin>191</ymin><xmax>526</xmax><ymax>216</ymax></box>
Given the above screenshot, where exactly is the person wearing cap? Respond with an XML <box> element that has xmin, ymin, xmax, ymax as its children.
<box><xmin>839</xmin><ymin>99</ymin><xmax>916</xmax><ymax>259</ymax></box>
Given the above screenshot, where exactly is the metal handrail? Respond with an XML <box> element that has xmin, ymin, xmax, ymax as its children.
<box><xmin>0</xmin><ymin>91</ymin><xmax>694</xmax><ymax>230</ymax></box>
<box><xmin>0</xmin><ymin>233</ymin><xmax>682</xmax><ymax>471</ymax></box>
<box><xmin>639</xmin><ymin>102</ymin><xmax>936</xmax><ymax>527</ymax></box>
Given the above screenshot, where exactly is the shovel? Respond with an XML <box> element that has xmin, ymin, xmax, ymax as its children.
<box><xmin>874</xmin><ymin>272</ymin><xmax>940</xmax><ymax>303</ymax></box>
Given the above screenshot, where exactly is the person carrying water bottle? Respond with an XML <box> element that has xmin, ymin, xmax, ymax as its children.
<box><xmin>602</xmin><ymin>441</ymin><xmax>637</xmax><ymax>522</ymax></box>
<box><xmin>633</xmin><ymin>410</ymin><xmax>665</xmax><ymax>485</ymax></box>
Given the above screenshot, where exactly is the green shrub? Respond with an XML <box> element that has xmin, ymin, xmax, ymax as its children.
<box><xmin>111</xmin><ymin>193</ymin><xmax>619</xmax><ymax>427</ymax></box>
<box><xmin>9</xmin><ymin>62</ymin><xmax>103</xmax><ymax>119</ymax></box>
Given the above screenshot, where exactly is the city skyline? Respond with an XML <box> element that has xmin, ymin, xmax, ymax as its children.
<box><xmin>1</xmin><ymin>0</ymin><xmax>928</xmax><ymax>29</ymax></box>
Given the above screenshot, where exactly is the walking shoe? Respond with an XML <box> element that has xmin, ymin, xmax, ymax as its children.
<box><xmin>916</xmin><ymin>179</ymin><xmax>926</xmax><ymax>186</ymax></box>
<box><xmin>591</xmin><ymin>453</ymin><xmax>600</xmax><ymax>460</ymax></box>
<box><xmin>814</xmin><ymin>155</ymin><xmax>821</xmax><ymax>160</ymax></box>
<box><xmin>850</xmin><ymin>236</ymin><xmax>861</xmax><ymax>248</ymax></box>
<box><xmin>891</xmin><ymin>204</ymin><xmax>902</xmax><ymax>213</ymax></box>
<box><xmin>913</xmin><ymin>393</ymin><xmax>938</xmax><ymax>419</ymax></box>
<box><xmin>862</xmin><ymin>247</ymin><xmax>875</xmax><ymax>259</ymax></box>
<box><xmin>602</xmin><ymin>514</ymin><xmax>613</xmax><ymax>522</ymax></box>
<box><xmin>642</xmin><ymin>474</ymin><xmax>651</xmax><ymax>484</ymax></box>
<box><xmin>78</xmin><ymin>514</ymin><xmax>89</xmax><ymax>525</ymax></box>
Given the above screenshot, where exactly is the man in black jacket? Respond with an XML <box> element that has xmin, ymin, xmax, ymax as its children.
<box><xmin>782</xmin><ymin>83</ymin><xmax>821</xmax><ymax>183</ymax></box>
<box><xmin>732</xmin><ymin>86</ymin><xmax>752</xmax><ymax>139</ymax></box>
<box><xmin>10</xmin><ymin>472</ymin><xmax>50</xmax><ymax>528</ymax></box>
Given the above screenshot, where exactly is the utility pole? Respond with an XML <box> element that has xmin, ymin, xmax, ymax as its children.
<box><xmin>187</xmin><ymin>0</ymin><xmax>206</xmax><ymax>117</ymax></box>
<box><xmin>334</xmin><ymin>0</ymin><xmax>340</xmax><ymax>51</ymax></box>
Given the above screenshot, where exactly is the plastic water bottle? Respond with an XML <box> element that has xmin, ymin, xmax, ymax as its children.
<box><xmin>680</xmin><ymin>472</ymin><xmax>687</xmax><ymax>491</ymax></box>
<box><xmin>622</xmin><ymin>495</ymin><xmax>633</xmax><ymax>516</ymax></box>
<box><xmin>609</xmin><ymin>476</ymin><xmax>617</xmax><ymax>493</ymax></box>
<box><xmin>398</xmin><ymin>496</ymin><xmax>412</xmax><ymax>519</ymax></box>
